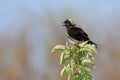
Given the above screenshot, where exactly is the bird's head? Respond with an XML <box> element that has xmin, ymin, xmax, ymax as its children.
<box><xmin>63</xmin><ymin>19</ymin><xmax>75</xmax><ymax>27</ymax></box>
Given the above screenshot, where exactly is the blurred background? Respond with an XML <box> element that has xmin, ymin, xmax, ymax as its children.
<box><xmin>0</xmin><ymin>0</ymin><xmax>120</xmax><ymax>80</ymax></box>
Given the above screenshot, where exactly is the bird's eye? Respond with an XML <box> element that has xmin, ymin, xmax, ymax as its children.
<box><xmin>66</xmin><ymin>22</ymin><xmax>70</xmax><ymax>25</ymax></box>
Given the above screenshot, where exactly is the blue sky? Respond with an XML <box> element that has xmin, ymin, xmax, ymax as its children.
<box><xmin>0</xmin><ymin>0</ymin><xmax>120</xmax><ymax>40</ymax></box>
<box><xmin>0</xmin><ymin>0</ymin><xmax>120</xmax><ymax>27</ymax></box>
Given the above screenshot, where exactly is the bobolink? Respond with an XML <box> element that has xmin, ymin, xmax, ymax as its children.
<box><xmin>63</xmin><ymin>19</ymin><xmax>97</xmax><ymax>48</ymax></box>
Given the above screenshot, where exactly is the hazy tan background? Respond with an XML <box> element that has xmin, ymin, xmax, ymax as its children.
<box><xmin>0</xmin><ymin>0</ymin><xmax>120</xmax><ymax>80</ymax></box>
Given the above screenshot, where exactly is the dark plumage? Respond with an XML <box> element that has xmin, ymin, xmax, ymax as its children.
<box><xmin>63</xmin><ymin>19</ymin><xmax>97</xmax><ymax>47</ymax></box>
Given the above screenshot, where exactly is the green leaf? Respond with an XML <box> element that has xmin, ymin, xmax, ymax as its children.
<box><xmin>51</xmin><ymin>45</ymin><xmax>65</xmax><ymax>53</ymax></box>
<box><xmin>68</xmin><ymin>74</ymin><xmax>71</xmax><ymax>80</ymax></box>
<box><xmin>74</xmin><ymin>54</ymin><xmax>82</xmax><ymax>64</ymax></box>
<box><xmin>79</xmin><ymin>41</ymin><xmax>88</xmax><ymax>47</ymax></box>
<box><xmin>65</xmin><ymin>64</ymin><xmax>70</xmax><ymax>73</ymax></box>
<box><xmin>81</xmin><ymin>66</ymin><xmax>91</xmax><ymax>73</ymax></box>
<box><xmin>91</xmin><ymin>45</ymin><xmax>97</xmax><ymax>53</ymax></box>
<box><xmin>87</xmin><ymin>51</ymin><xmax>94</xmax><ymax>57</ymax></box>
<box><xmin>70</xmin><ymin>59</ymin><xmax>74</xmax><ymax>68</ymax></box>
<box><xmin>64</xmin><ymin>54</ymin><xmax>69</xmax><ymax>59</ymax></box>
<box><xmin>64</xmin><ymin>47</ymin><xmax>70</xmax><ymax>54</ymax></box>
<box><xmin>65</xmin><ymin>64</ymin><xmax>72</xmax><ymax>76</ymax></box>
<box><xmin>81</xmin><ymin>45</ymin><xmax>95</xmax><ymax>57</ymax></box>
<box><xmin>74</xmin><ymin>74</ymin><xmax>79</xmax><ymax>80</ymax></box>
<box><xmin>91</xmin><ymin>57</ymin><xmax>95</xmax><ymax>61</ymax></box>
<box><xmin>84</xmin><ymin>44</ymin><xmax>97</xmax><ymax>54</ymax></box>
<box><xmin>82</xmin><ymin>48</ymin><xmax>92</xmax><ymax>53</ymax></box>
<box><xmin>82</xmin><ymin>59</ymin><xmax>94</xmax><ymax>65</ymax></box>
<box><xmin>60</xmin><ymin>54</ymin><xmax>70</xmax><ymax>64</ymax></box>
<box><xmin>60</xmin><ymin>66</ymin><xmax>66</xmax><ymax>77</ymax></box>
<box><xmin>60</xmin><ymin>52</ymin><xmax>64</xmax><ymax>64</ymax></box>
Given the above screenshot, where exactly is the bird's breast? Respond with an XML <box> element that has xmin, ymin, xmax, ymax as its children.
<box><xmin>67</xmin><ymin>28</ymin><xmax>73</xmax><ymax>36</ymax></box>
<box><xmin>67</xmin><ymin>28</ymin><xmax>83</xmax><ymax>41</ymax></box>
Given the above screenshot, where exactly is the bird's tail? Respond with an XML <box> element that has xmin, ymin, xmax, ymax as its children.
<box><xmin>88</xmin><ymin>40</ymin><xmax>98</xmax><ymax>48</ymax></box>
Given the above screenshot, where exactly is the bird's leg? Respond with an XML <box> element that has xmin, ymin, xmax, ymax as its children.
<box><xmin>74</xmin><ymin>41</ymin><xmax>82</xmax><ymax>45</ymax></box>
<box><xmin>77</xmin><ymin>41</ymin><xmax>82</xmax><ymax>44</ymax></box>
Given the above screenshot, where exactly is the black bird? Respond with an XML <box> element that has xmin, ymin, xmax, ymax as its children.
<box><xmin>63</xmin><ymin>19</ymin><xmax>97</xmax><ymax>47</ymax></box>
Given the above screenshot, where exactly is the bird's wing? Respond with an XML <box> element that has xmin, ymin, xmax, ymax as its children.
<box><xmin>72</xmin><ymin>27</ymin><xmax>89</xmax><ymax>40</ymax></box>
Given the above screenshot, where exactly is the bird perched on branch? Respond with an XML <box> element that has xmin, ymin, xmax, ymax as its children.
<box><xmin>63</xmin><ymin>19</ymin><xmax>97</xmax><ymax>48</ymax></box>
